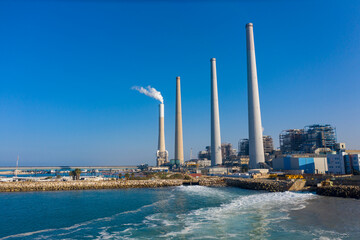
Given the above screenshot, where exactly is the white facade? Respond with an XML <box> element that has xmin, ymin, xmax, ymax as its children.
<box><xmin>272</xmin><ymin>155</ymin><xmax>328</xmax><ymax>174</ymax></box>
<box><xmin>197</xmin><ymin>159</ymin><xmax>211</xmax><ymax>167</ymax></box>
<box><xmin>327</xmin><ymin>152</ymin><xmax>346</xmax><ymax>174</ymax></box>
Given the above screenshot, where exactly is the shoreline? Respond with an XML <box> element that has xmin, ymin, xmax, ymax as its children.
<box><xmin>1</xmin><ymin>177</ymin><xmax>359</xmax><ymax>199</ymax></box>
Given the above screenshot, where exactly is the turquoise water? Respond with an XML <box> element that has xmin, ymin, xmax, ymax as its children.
<box><xmin>0</xmin><ymin>186</ymin><xmax>359</xmax><ymax>239</ymax></box>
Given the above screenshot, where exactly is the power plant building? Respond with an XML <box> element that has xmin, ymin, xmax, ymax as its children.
<box><xmin>279</xmin><ymin>124</ymin><xmax>337</xmax><ymax>154</ymax></box>
<box><xmin>279</xmin><ymin>129</ymin><xmax>305</xmax><ymax>154</ymax></box>
<box><xmin>239</xmin><ymin>136</ymin><xmax>274</xmax><ymax>156</ymax></box>
<box><xmin>272</xmin><ymin>154</ymin><xmax>328</xmax><ymax>174</ymax></box>
<box><xmin>303</xmin><ymin>124</ymin><xmax>337</xmax><ymax>153</ymax></box>
<box><xmin>327</xmin><ymin>150</ymin><xmax>360</xmax><ymax>175</ymax></box>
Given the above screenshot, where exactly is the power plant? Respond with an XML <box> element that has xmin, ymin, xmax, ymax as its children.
<box><xmin>129</xmin><ymin>22</ymin><xmax>359</xmax><ymax>189</ymax></box>
<box><xmin>175</xmin><ymin>76</ymin><xmax>184</xmax><ymax>165</ymax></box>
<box><xmin>135</xmin><ymin>24</ymin><xmax>265</xmax><ymax>169</ymax></box>
<box><xmin>210</xmin><ymin>58</ymin><xmax>222</xmax><ymax>166</ymax></box>
<box><xmin>246</xmin><ymin>23</ymin><xmax>266</xmax><ymax>169</ymax></box>
<box><xmin>156</xmin><ymin>103</ymin><xmax>168</xmax><ymax>166</ymax></box>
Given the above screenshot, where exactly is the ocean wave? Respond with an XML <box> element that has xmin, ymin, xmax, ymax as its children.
<box><xmin>176</xmin><ymin>185</ymin><xmax>238</xmax><ymax>200</ymax></box>
<box><xmin>162</xmin><ymin>191</ymin><xmax>317</xmax><ymax>239</ymax></box>
<box><xmin>193</xmin><ymin>191</ymin><xmax>317</xmax><ymax>220</ymax></box>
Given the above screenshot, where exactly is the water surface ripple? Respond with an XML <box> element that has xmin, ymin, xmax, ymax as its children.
<box><xmin>0</xmin><ymin>186</ymin><xmax>359</xmax><ymax>239</ymax></box>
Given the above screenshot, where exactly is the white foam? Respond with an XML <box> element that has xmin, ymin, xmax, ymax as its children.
<box><xmin>145</xmin><ymin>213</ymin><xmax>176</xmax><ymax>227</ymax></box>
<box><xmin>163</xmin><ymin>191</ymin><xmax>317</xmax><ymax>238</ymax></box>
<box><xmin>191</xmin><ymin>191</ymin><xmax>317</xmax><ymax>221</ymax></box>
<box><xmin>176</xmin><ymin>185</ymin><xmax>236</xmax><ymax>200</ymax></box>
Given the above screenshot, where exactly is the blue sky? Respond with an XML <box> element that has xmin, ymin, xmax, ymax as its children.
<box><xmin>0</xmin><ymin>0</ymin><xmax>359</xmax><ymax>166</ymax></box>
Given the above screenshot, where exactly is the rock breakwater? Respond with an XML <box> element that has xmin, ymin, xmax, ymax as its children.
<box><xmin>0</xmin><ymin>179</ymin><xmax>183</xmax><ymax>192</ymax></box>
<box><xmin>316</xmin><ymin>185</ymin><xmax>360</xmax><ymax>199</ymax></box>
<box><xmin>225</xmin><ymin>178</ymin><xmax>305</xmax><ymax>192</ymax></box>
<box><xmin>182</xmin><ymin>177</ymin><xmax>226</xmax><ymax>186</ymax></box>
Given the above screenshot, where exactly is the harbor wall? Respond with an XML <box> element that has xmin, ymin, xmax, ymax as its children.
<box><xmin>0</xmin><ymin>179</ymin><xmax>183</xmax><ymax>192</ymax></box>
<box><xmin>225</xmin><ymin>178</ymin><xmax>305</xmax><ymax>192</ymax></box>
<box><xmin>316</xmin><ymin>185</ymin><xmax>360</xmax><ymax>199</ymax></box>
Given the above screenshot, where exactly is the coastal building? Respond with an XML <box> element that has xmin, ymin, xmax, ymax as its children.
<box><xmin>350</xmin><ymin>154</ymin><xmax>360</xmax><ymax>173</ymax></box>
<box><xmin>327</xmin><ymin>152</ymin><xmax>346</xmax><ymax>175</ymax></box>
<box><xmin>197</xmin><ymin>159</ymin><xmax>211</xmax><ymax>167</ymax></box>
<box><xmin>206</xmin><ymin>167</ymin><xmax>229</xmax><ymax>175</ymax></box>
<box><xmin>184</xmin><ymin>159</ymin><xmax>211</xmax><ymax>168</ymax></box>
<box><xmin>326</xmin><ymin>150</ymin><xmax>360</xmax><ymax>175</ymax></box>
<box><xmin>223</xmin><ymin>155</ymin><xmax>250</xmax><ymax>167</ymax></box>
<box><xmin>272</xmin><ymin>154</ymin><xmax>328</xmax><ymax>174</ymax></box>
<box><xmin>343</xmin><ymin>150</ymin><xmax>360</xmax><ymax>174</ymax></box>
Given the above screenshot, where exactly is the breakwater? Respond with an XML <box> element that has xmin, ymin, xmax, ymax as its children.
<box><xmin>183</xmin><ymin>177</ymin><xmax>226</xmax><ymax>186</ymax></box>
<box><xmin>0</xmin><ymin>179</ymin><xmax>183</xmax><ymax>192</ymax></box>
<box><xmin>0</xmin><ymin>177</ymin><xmax>307</xmax><ymax>193</ymax></box>
<box><xmin>225</xmin><ymin>178</ymin><xmax>306</xmax><ymax>192</ymax></box>
<box><xmin>316</xmin><ymin>185</ymin><xmax>360</xmax><ymax>199</ymax></box>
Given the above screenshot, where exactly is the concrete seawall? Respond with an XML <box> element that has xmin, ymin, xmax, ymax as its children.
<box><xmin>225</xmin><ymin>178</ymin><xmax>306</xmax><ymax>192</ymax></box>
<box><xmin>316</xmin><ymin>186</ymin><xmax>360</xmax><ymax>199</ymax></box>
<box><xmin>0</xmin><ymin>180</ymin><xmax>183</xmax><ymax>192</ymax></box>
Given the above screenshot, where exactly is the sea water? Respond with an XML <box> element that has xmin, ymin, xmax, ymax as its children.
<box><xmin>0</xmin><ymin>186</ymin><xmax>359</xmax><ymax>239</ymax></box>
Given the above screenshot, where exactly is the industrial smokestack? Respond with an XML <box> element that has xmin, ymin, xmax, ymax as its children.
<box><xmin>175</xmin><ymin>76</ymin><xmax>184</xmax><ymax>165</ymax></box>
<box><xmin>210</xmin><ymin>58</ymin><xmax>222</xmax><ymax>166</ymax></box>
<box><xmin>157</xmin><ymin>103</ymin><xmax>168</xmax><ymax>166</ymax></box>
<box><xmin>158</xmin><ymin>103</ymin><xmax>165</xmax><ymax>152</ymax></box>
<box><xmin>246</xmin><ymin>23</ymin><xmax>265</xmax><ymax>169</ymax></box>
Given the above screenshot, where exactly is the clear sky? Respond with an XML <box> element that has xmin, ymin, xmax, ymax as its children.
<box><xmin>0</xmin><ymin>0</ymin><xmax>359</xmax><ymax>166</ymax></box>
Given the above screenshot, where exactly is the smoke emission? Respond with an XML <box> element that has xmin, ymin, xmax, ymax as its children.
<box><xmin>132</xmin><ymin>85</ymin><xmax>164</xmax><ymax>103</ymax></box>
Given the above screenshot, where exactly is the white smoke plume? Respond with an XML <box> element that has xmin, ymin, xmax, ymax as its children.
<box><xmin>132</xmin><ymin>85</ymin><xmax>164</xmax><ymax>103</ymax></box>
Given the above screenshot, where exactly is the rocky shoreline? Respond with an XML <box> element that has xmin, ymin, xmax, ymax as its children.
<box><xmin>0</xmin><ymin>177</ymin><xmax>227</xmax><ymax>192</ymax></box>
<box><xmin>224</xmin><ymin>178</ymin><xmax>306</xmax><ymax>192</ymax></box>
<box><xmin>0</xmin><ymin>179</ymin><xmax>184</xmax><ymax>192</ymax></box>
<box><xmin>316</xmin><ymin>185</ymin><xmax>360</xmax><ymax>199</ymax></box>
<box><xmin>1</xmin><ymin>177</ymin><xmax>359</xmax><ymax>199</ymax></box>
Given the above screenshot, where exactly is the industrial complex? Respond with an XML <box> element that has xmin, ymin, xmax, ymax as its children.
<box><xmin>143</xmin><ymin>23</ymin><xmax>360</xmax><ymax>179</ymax></box>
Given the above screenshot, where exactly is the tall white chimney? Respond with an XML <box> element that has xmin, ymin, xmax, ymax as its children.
<box><xmin>210</xmin><ymin>58</ymin><xmax>222</xmax><ymax>166</ymax></box>
<box><xmin>175</xmin><ymin>76</ymin><xmax>184</xmax><ymax>165</ymax></box>
<box><xmin>246</xmin><ymin>23</ymin><xmax>265</xmax><ymax>169</ymax></box>
<box><xmin>157</xmin><ymin>103</ymin><xmax>168</xmax><ymax>166</ymax></box>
